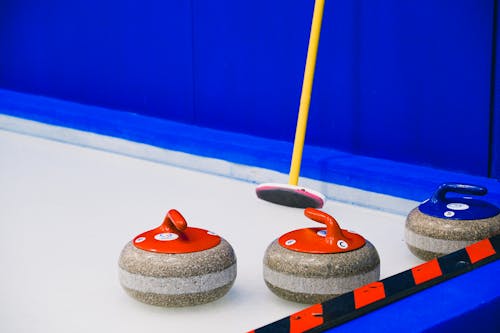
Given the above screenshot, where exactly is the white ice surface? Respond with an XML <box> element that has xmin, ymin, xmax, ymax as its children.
<box><xmin>0</xmin><ymin>129</ymin><xmax>422</xmax><ymax>333</ymax></box>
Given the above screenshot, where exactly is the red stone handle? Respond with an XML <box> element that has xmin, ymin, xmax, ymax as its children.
<box><xmin>162</xmin><ymin>209</ymin><xmax>188</xmax><ymax>233</ymax></box>
<box><xmin>304</xmin><ymin>208</ymin><xmax>346</xmax><ymax>246</ymax></box>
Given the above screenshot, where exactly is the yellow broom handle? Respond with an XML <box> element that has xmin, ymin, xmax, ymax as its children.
<box><xmin>289</xmin><ymin>0</ymin><xmax>325</xmax><ymax>185</ymax></box>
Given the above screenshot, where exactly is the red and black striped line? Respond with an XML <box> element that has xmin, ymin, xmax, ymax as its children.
<box><xmin>250</xmin><ymin>235</ymin><xmax>500</xmax><ymax>333</ymax></box>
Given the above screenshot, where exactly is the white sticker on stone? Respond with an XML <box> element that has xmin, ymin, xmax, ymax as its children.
<box><xmin>446</xmin><ymin>203</ymin><xmax>469</xmax><ymax>211</ymax></box>
<box><xmin>337</xmin><ymin>240</ymin><xmax>348</xmax><ymax>249</ymax></box>
<box><xmin>317</xmin><ymin>230</ymin><xmax>327</xmax><ymax>237</ymax></box>
<box><xmin>444</xmin><ymin>211</ymin><xmax>455</xmax><ymax>217</ymax></box>
<box><xmin>207</xmin><ymin>231</ymin><xmax>218</xmax><ymax>236</ymax></box>
<box><xmin>135</xmin><ymin>237</ymin><xmax>146</xmax><ymax>243</ymax></box>
<box><xmin>285</xmin><ymin>239</ymin><xmax>296</xmax><ymax>246</ymax></box>
<box><xmin>154</xmin><ymin>233</ymin><xmax>179</xmax><ymax>241</ymax></box>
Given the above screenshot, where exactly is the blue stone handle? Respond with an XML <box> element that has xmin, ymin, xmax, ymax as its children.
<box><xmin>430</xmin><ymin>183</ymin><xmax>487</xmax><ymax>204</ymax></box>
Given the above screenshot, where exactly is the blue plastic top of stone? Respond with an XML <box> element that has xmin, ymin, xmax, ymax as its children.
<box><xmin>419</xmin><ymin>183</ymin><xmax>500</xmax><ymax>220</ymax></box>
<box><xmin>419</xmin><ymin>197</ymin><xmax>500</xmax><ymax>220</ymax></box>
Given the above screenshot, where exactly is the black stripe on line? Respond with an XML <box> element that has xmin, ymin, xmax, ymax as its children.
<box><xmin>320</xmin><ymin>293</ymin><xmax>356</xmax><ymax>326</ymax></box>
<box><xmin>253</xmin><ymin>235</ymin><xmax>500</xmax><ymax>333</ymax></box>
<box><xmin>382</xmin><ymin>269</ymin><xmax>416</xmax><ymax>296</ymax></box>
<box><xmin>437</xmin><ymin>249</ymin><xmax>472</xmax><ymax>277</ymax></box>
<box><xmin>253</xmin><ymin>316</ymin><xmax>290</xmax><ymax>333</ymax></box>
<box><xmin>491</xmin><ymin>234</ymin><xmax>500</xmax><ymax>253</ymax></box>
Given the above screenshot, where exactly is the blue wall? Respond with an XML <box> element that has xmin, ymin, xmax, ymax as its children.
<box><xmin>492</xmin><ymin>0</ymin><xmax>500</xmax><ymax>179</ymax></box>
<box><xmin>0</xmin><ymin>0</ymin><xmax>497</xmax><ymax>178</ymax></box>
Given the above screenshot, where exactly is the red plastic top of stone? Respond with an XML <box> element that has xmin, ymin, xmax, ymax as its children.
<box><xmin>278</xmin><ymin>208</ymin><xmax>366</xmax><ymax>254</ymax></box>
<box><xmin>132</xmin><ymin>209</ymin><xmax>221</xmax><ymax>254</ymax></box>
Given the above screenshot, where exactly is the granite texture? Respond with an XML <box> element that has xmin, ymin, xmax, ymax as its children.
<box><xmin>265</xmin><ymin>283</ymin><xmax>340</xmax><ymax>304</ymax></box>
<box><xmin>119</xmin><ymin>239</ymin><xmax>236</xmax><ymax>277</ymax></box>
<box><xmin>122</xmin><ymin>284</ymin><xmax>233</xmax><ymax>307</ymax></box>
<box><xmin>263</xmin><ymin>239</ymin><xmax>380</xmax><ymax>304</ymax></box>
<box><xmin>119</xmin><ymin>264</ymin><xmax>236</xmax><ymax>294</ymax></box>
<box><xmin>118</xmin><ymin>238</ymin><xmax>236</xmax><ymax>306</ymax></box>
<box><xmin>406</xmin><ymin>244</ymin><xmax>444</xmax><ymax>261</ymax></box>
<box><xmin>405</xmin><ymin>228</ymin><xmax>474</xmax><ymax>258</ymax></box>
<box><xmin>405</xmin><ymin>207</ymin><xmax>500</xmax><ymax>260</ymax></box>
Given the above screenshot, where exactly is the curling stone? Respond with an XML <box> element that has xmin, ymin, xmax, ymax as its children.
<box><xmin>118</xmin><ymin>209</ymin><xmax>237</xmax><ymax>307</ymax></box>
<box><xmin>405</xmin><ymin>183</ymin><xmax>500</xmax><ymax>261</ymax></box>
<box><xmin>263</xmin><ymin>208</ymin><xmax>380</xmax><ymax>304</ymax></box>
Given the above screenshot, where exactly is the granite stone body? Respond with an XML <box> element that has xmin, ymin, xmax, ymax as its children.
<box><xmin>405</xmin><ymin>207</ymin><xmax>500</xmax><ymax>260</ymax></box>
<box><xmin>118</xmin><ymin>238</ymin><xmax>236</xmax><ymax>306</ymax></box>
<box><xmin>263</xmin><ymin>239</ymin><xmax>380</xmax><ymax>304</ymax></box>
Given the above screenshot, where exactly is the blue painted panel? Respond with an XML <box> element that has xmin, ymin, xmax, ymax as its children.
<box><xmin>349</xmin><ymin>0</ymin><xmax>493</xmax><ymax>176</ymax></box>
<box><xmin>193</xmin><ymin>0</ymin><xmax>494</xmax><ymax>176</ymax></box>
<box><xmin>492</xmin><ymin>0</ymin><xmax>500</xmax><ymax>178</ymax></box>
<box><xmin>191</xmin><ymin>0</ymin><xmax>311</xmax><ymax>141</ymax></box>
<box><xmin>0</xmin><ymin>0</ymin><xmax>496</xmax><ymax>177</ymax></box>
<box><xmin>319</xmin><ymin>0</ymin><xmax>494</xmax><ymax>176</ymax></box>
<box><xmin>0</xmin><ymin>0</ymin><xmax>194</xmax><ymax>122</ymax></box>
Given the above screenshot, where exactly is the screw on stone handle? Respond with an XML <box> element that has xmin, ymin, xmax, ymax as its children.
<box><xmin>304</xmin><ymin>208</ymin><xmax>346</xmax><ymax>245</ymax></box>
<box><xmin>162</xmin><ymin>209</ymin><xmax>188</xmax><ymax>233</ymax></box>
<box><xmin>431</xmin><ymin>183</ymin><xmax>487</xmax><ymax>204</ymax></box>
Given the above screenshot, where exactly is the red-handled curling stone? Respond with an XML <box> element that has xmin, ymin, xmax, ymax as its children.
<box><xmin>278</xmin><ymin>208</ymin><xmax>366</xmax><ymax>253</ymax></box>
<box><xmin>132</xmin><ymin>209</ymin><xmax>221</xmax><ymax>253</ymax></box>
<box><xmin>118</xmin><ymin>209</ymin><xmax>237</xmax><ymax>307</ymax></box>
<box><xmin>264</xmin><ymin>208</ymin><xmax>380</xmax><ymax>304</ymax></box>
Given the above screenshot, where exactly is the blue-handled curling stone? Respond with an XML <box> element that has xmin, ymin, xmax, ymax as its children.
<box><xmin>405</xmin><ymin>183</ymin><xmax>500</xmax><ymax>260</ymax></box>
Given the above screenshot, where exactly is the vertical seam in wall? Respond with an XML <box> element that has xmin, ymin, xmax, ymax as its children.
<box><xmin>352</xmin><ymin>1</ymin><xmax>362</xmax><ymax>154</ymax></box>
<box><xmin>488</xmin><ymin>0</ymin><xmax>498</xmax><ymax>178</ymax></box>
<box><xmin>190</xmin><ymin>0</ymin><xmax>197</xmax><ymax>124</ymax></box>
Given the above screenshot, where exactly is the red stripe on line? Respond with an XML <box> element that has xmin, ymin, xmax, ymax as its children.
<box><xmin>353</xmin><ymin>281</ymin><xmax>386</xmax><ymax>309</ymax></box>
<box><xmin>289</xmin><ymin>303</ymin><xmax>323</xmax><ymax>333</ymax></box>
<box><xmin>412</xmin><ymin>258</ymin><xmax>443</xmax><ymax>285</ymax></box>
<box><xmin>466</xmin><ymin>239</ymin><xmax>496</xmax><ymax>264</ymax></box>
